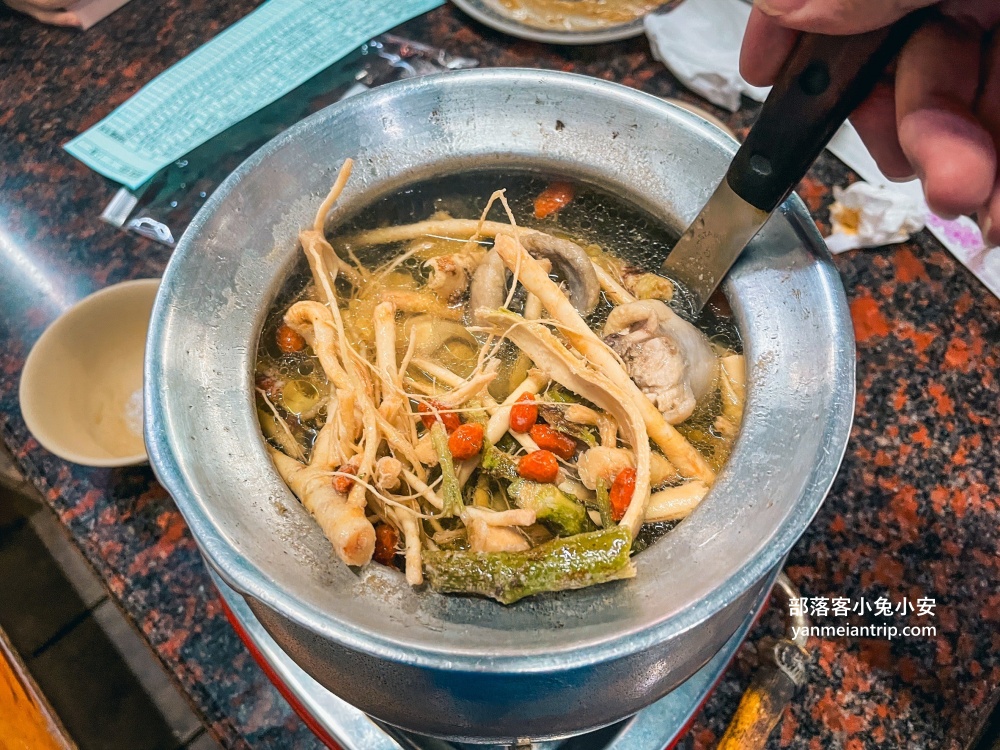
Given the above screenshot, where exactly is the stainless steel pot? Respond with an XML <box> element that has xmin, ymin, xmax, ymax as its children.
<box><xmin>145</xmin><ymin>69</ymin><xmax>854</xmax><ymax>744</ymax></box>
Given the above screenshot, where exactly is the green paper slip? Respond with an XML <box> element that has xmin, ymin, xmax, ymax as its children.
<box><xmin>64</xmin><ymin>0</ymin><xmax>443</xmax><ymax>189</ymax></box>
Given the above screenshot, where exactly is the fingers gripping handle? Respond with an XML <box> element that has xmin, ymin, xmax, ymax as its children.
<box><xmin>727</xmin><ymin>12</ymin><xmax>926</xmax><ymax>213</ymax></box>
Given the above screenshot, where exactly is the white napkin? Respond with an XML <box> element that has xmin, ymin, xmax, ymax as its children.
<box><xmin>66</xmin><ymin>0</ymin><xmax>132</xmax><ymax>29</ymax></box>
<box><xmin>825</xmin><ymin>182</ymin><xmax>925</xmax><ymax>254</ymax></box>
<box><xmin>827</xmin><ymin>124</ymin><xmax>1000</xmax><ymax>297</ymax></box>
<box><xmin>644</xmin><ymin>0</ymin><xmax>769</xmax><ymax>112</ymax></box>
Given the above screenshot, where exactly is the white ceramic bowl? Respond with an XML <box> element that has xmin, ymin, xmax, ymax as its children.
<box><xmin>20</xmin><ymin>278</ymin><xmax>159</xmax><ymax>467</ymax></box>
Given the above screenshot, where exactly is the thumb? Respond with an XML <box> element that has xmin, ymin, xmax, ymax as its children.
<box><xmin>754</xmin><ymin>0</ymin><xmax>938</xmax><ymax>34</ymax></box>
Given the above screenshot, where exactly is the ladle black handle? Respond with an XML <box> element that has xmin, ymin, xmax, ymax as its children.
<box><xmin>727</xmin><ymin>11</ymin><xmax>926</xmax><ymax>213</ymax></box>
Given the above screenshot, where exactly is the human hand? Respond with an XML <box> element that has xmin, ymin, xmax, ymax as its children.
<box><xmin>4</xmin><ymin>0</ymin><xmax>81</xmax><ymax>26</ymax></box>
<box><xmin>740</xmin><ymin>0</ymin><xmax>1000</xmax><ymax>244</ymax></box>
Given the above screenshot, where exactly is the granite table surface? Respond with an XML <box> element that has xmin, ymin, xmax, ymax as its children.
<box><xmin>1</xmin><ymin>3</ymin><xmax>998</xmax><ymax>749</ymax></box>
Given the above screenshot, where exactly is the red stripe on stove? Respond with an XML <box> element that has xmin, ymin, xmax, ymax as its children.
<box><xmin>663</xmin><ymin>594</ymin><xmax>774</xmax><ymax>749</ymax></box>
<box><xmin>220</xmin><ymin>597</ymin><xmax>344</xmax><ymax>750</ymax></box>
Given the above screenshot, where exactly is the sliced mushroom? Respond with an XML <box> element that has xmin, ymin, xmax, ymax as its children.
<box><xmin>518</xmin><ymin>233</ymin><xmax>601</xmax><ymax>315</ymax></box>
<box><xmin>468</xmin><ymin>230</ymin><xmax>601</xmax><ymax>323</ymax></box>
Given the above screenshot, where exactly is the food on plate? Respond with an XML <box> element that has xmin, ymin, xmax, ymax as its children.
<box><xmin>255</xmin><ymin>162</ymin><xmax>745</xmax><ymax>603</ymax></box>
<box><xmin>487</xmin><ymin>0</ymin><xmax>663</xmax><ymax>32</ymax></box>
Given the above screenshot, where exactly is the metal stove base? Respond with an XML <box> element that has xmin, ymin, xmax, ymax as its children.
<box><xmin>212</xmin><ymin>568</ymin><xmax>777</xmax><ymax>750</ymax></box>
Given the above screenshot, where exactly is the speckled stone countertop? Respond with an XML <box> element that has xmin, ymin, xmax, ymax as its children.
<box><xmin>1</xmin><ymin>3</ymin><xmax>998</xmax><ymax>749</ymax></box>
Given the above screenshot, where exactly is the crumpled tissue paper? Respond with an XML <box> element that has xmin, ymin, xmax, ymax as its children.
<box><xmin>825</xmin><ymin>182</ymin><xmax>926</xmax><ymax>254</ymax></box>
<box><xmin>644</xmin><ymin>0</ymin><xmax>769</xmax><ymax>112</ymax></box>
<box><xmin>67</xmin><ymin>0</ymin><xmax>133</xmax><ymax>29</ymax></box>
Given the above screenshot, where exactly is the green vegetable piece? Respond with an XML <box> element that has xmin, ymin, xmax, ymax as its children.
<box><xmin>563</xmin><ymin>422</ymin><xmax>598</xmax><ymax>448</ymax></box>
<box><xmin>481</xmin><ymin>443</ymin><xmax>595</xmax><ymax>534</ymax></box>
<box><xmin>472</xmin><ymin>472</ymin><xmax>491</xmax><ymax>508</ymax></box>
<box><xmin>463</xmin><ymin>399</ymin><xmax>489</xmax><ymax>426</ymax></box>
<box><xmin>544</xmin><ymin>384</ymin><xmax>579</xmax><ymax>404</ymax></box>
<box><xmin>423</xmin><ymin>526</ymin><xmax>635</xmax><ymax>604</ymax></box>
<box><xmin>431</xmin><ymin>422</ymin><xmax>464</xmax><ymax>517</ymax></box>
<box><xmin>495</xmin><ymin>433</ymin><xmax>519</xmax><ymax>453</ymax></box>
<box><xmin>480</xmin><ymin>441</ymin><xmax>519</xmax><ymax>482</ymax></box>
<box><xmin>508</xmin><ymin>479</ymin><xmax>595</xmax><ymax>536</ymax></box>
<box><xmin>594</xmin><ymin>478</ymin><xmax>615</xmax><ymax>530</ymax></box>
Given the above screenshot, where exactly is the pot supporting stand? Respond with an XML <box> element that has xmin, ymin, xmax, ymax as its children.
<box><xmin>210</xmin><ymin>566</ymin><xmax>781</xmax><ymax>750</ymax></box>
<box><xmin>716</xmin><ymin>574</ymin><xmax>811</xmax><ymax>749</ymax></box>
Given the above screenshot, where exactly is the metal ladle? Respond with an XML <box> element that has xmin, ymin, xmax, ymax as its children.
<box><xmin>663</xmin><ymin>11</ymin><xmax>928</xmax><ymax>313</ymax></box>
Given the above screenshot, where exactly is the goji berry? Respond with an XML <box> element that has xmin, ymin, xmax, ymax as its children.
<box><xmin>609</xmin><ymin>467</ymin><xmax>637</xmax><ymax>522</ymax></box>
<box><xmin>418</xmin><ymin>400</ymin><xmax>461</xmax><ymax>433</ymax></box>
<box><xmin>533</xmin><ymin>181</ymin><xmax>576</xmax><ymax>219</ymax></box>
<box><xmin>448</xmin><ymin>423</ymin><xmax>485</xmax><ymax>461</ymax></box>
<box><xmin>276</xmin><ymin>324</ymin><xmax>306</xmax><ymax>353</ymax></box>
<box><xmin>333</xmin><ymin>464</ymin><xmax>357</xmax><ymax>495</ymax></box>
<box><xmin>529</xmin><ymin>423</ymin><xmax>577</xmax><ymax>460</ymax></box>
<box><xmin>509</xmin><ymin>392</ymin><xmax>538</xmax><ymax>433</ymax></box>
<box><xmin>517</xmin><ymin>450</ymin><xmax>559</xmax><ymax>484</ymax></box>
<box><xmin>373</xmin><ymin>523</ymin><xmax>399</xmax><ymax>566</ymax></box>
